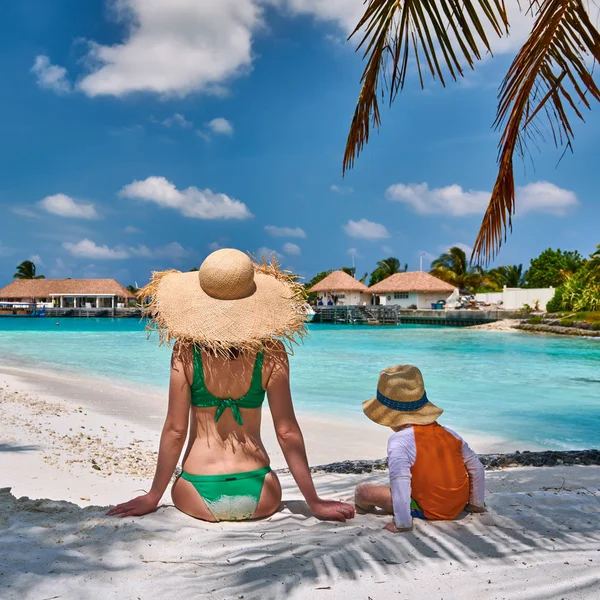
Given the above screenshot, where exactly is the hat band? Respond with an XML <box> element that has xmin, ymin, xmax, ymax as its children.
<box><xmin>376</xmin><ymin>389</ymin><xmax>429</xmax><ymax>412</ymax></box>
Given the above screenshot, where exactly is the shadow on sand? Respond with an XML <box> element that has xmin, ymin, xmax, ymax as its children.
<box><xmin>2</xmin><ymin>468</ymin><xmax>600</xmax><ymax>600</ymax></box>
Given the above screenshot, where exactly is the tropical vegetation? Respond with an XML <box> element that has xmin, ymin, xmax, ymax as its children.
<box><xmin>523</xmin><ymin>248</ymin><xmax>585</xmax><ymax>288</ymax></box>
<box><xmin>14</xmin><ymin>260</ymin><xmax>45</xmax><ymax>280</ymax></box>
<box><xmin>343</xmin><ymin>1</ymin><xmax>600</xmax><ymax>262</ymax></box>
<box><xmin>429</xmin><ymin>247</ymin><xmax>485</xmax><ymax>292</ymax></box>
<box><xmin>546</xmin><ymin>245</ymin><xmax>600</xmax><ymax>312</ymax></box>
<box><xmin>487</xmin><ymin>264</ymin><xmax>524</xmax><ymax>289</ymax></box>
<box><xmin>368</xmin><ymin>257</ymin><xmax>407</xmax><ymax>286</ymax></box>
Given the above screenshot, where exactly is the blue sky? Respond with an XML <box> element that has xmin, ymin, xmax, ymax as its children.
<box><xmin>1</xmin><ymin>1</ymin><xmax>598</xmax><ymax>287</ymax></box>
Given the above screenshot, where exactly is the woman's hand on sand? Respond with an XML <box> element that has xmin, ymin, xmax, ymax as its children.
<box><xmin>309</xmin><ymin>499</ymin><xmax>355</xmax><ymax>522</ymax></box>
<box><xmin>384</xmin><ymin>521</ymin><xmax>413</xmax><ymax>534</ymax></box>
<box><xmin>106</xmin><ymin>493</ymin><xmax>160</xmax><ymax>518</ymax></box>
<box><xmin>465</xmin><ymin>503</ymin><xmax>487</xmax><ymax>514</ymax></box>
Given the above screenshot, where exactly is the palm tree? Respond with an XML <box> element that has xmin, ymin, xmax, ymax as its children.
<box><xmin>430</xmin><ymin>247</ymin><xmax>484</xmax><ymax>292</ymax></box>
<box><xmin>343</xmin><ymin>1</ymin><xmax>600</xmax><ymax>263</ymax></box>
<box><xmin>587</xmin><ymin>244</ymin><xmax>600</xmax><ymax>275</ymax></box>
<box><xmin>341</xmin><ymin>266</ymin><xmax>369</xmax><ymax>283</ymax></box>
<box><xmin>14</xmin><ymin>260</ymin><xmax>45</xmax><ymax>280</ymax></box>
<box><xmin>489</xmin><ymin>264</ymin><xmax>524</xmax><ymax>288</ymax></box>
<box><xmin>369</xmin><ymin>257</ymin><xmax>407</xmax><ymax>286</ymax></box>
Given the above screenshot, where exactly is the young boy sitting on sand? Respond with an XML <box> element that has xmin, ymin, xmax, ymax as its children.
<box><xmin>355</xmin><ymin>365</ymin><xmax>486</xmax><ymax>533</ymax></box>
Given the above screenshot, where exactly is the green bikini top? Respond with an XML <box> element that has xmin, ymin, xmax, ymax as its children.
<box><xmin>191</xmin><ymin>347</ymin><xmax>266</xmax><ymax>425</ymax></box>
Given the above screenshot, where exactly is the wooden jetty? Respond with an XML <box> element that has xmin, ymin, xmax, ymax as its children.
<box><xmin>311</xmin><ymin>306</ymin><xmax>515</xmax><ymax>326</ymax></box>
<box><xmin>44</xmin><ymin>307</ymin><xmax>142</xmax><ymax>318</ymax></box>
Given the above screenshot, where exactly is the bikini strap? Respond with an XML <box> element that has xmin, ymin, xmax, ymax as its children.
<box><xmin>249</xmin><ymin>351</ymin><xmax>265</xmax><ymax>393</ymax></box>
<box><xmin>192</xmin><ymin>345</ymin><xmax>206</xmax><ymax>390</ymax></box>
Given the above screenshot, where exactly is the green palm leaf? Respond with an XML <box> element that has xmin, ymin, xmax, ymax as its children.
<box><xmin>343</xmin><ymin>0</ymin><xmax>509</xmax><ymax>172</ymax></box>
<box><xmin>473</xmin><ymin>0</ymin><xmax>600</xmax><ymax>261</ymax></box>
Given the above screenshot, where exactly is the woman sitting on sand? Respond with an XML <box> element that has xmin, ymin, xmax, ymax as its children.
<box><xmin>108</xmin><ymin>249</ymin><xmax>354</xmax><ymax>523</ymax></box>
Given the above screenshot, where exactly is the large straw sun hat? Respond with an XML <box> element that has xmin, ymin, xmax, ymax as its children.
<box><xmin>140</xmin><ymin>248</ymin><xmax>308</xmax><ymax>355</ymax></box>
<box><xmin>362</xmin><ymin>365</ymin><xmax>443</xmax><ymax>428</ymax></box>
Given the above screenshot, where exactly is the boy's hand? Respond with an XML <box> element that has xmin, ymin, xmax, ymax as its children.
<box><xmin>465</xmin><ymin>503</ymin><xmax>486</xmax><ymax>514</ymax></box>
<box><xmin>384</xmin><ymin>521</ymin><xmax>412</xmax><ymax>534</ymax></box>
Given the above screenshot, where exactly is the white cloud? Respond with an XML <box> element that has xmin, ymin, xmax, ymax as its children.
<box><xmin>386</xmin><ymin>183</ymin><xmax>489</xmax><ymax>216</ymax></box>
<box><xmin>124</xmin><ymin>225</ymin><xmax>140</xmax><ymax>234</ymax></box>
<box><xmin>162</xmin><ymin>113</ymin><xmax>193</xmax><ymax>128</ymax></box>
<box><xmin>31</xmin><ymin>55</ymin><xmax>72</xmax><ymax>94</ymax></box>
<box><xmin>63</xmin><ymin>238</ymin><xmax>190</xmax><ymax>260</ymax></box>
<box><xmin>256</xmin><ymin>247</ymin><xmax>283</xmax><ymax>261</ymax></box>
<box><xmin>283</xmin><ymin>242</ymin><xmax>301</xmax><ymax>256</ymax></box>
<box><xmin>39</xmin><ymin>194</ymin><xmax>99</xmax><ymax>219</ymax></box>
<box><xmin>443</xmin><ymin>243</ymin><xmax>473</xmax><ymax>256</ymax></box>
<box><xmin>29</xmin><ymin>254</ymin><xmax>44</xmax><ymax>266</ymax></box>
<box><xmin>208</xmin><ymin>241</ymin><xmax>224</xmax><ymax>251</ymax></box>
<box><xmin>517</xmin><ymin>182</ymin><xmax>579</xmax><ymax>216</ymax></box>
<box><xmin>46</xmin><ymin>1</ymin><xmax>366</xmax><ymax>100</ymax></box>
<box><xmin>343</xmin><ymin>218</ymin><xmax>390</xmax><ymax>240</ymax></box>
<box><xmin>119</xmin><ymin>176</ymin><xmax>253</xmax><ymax>220</ymax></box>
<box><xmin>77</xmin><ymin>1</ymin><xmax>262</xmax><ymax>98</ymax></box>
<box><xmin>264</xmin><ymin>225</ymin><xmax>307</xmax><ymax>238</ymax></box>
<box><xmin>129</xmin><ymin>242</ymin><xmax>190</xmax><ymax>260</ymax></box>
<box><xmin>347</xmin><ymin>247</ymin><xmax>362</xmax><ymax>258</ymax></box>
<box><xmin>386</xmin><ymin>181</ymin><xmax>578</xmax><ymax>217</ymax></box>
<box><xmin>270</xmin><ymin>0</ymin><xmax>365</xmax><ymax>33</ymax></box>
<box><xmin>63</xmin><ymin>239</ymin><xmax>129</xmax><ymax>260</ymax></box>
<box><xmin>208</xmin><ymin>118</ymin><xmax>234</xmax><ymax>136</ymax></box>
<box><xmin>330</xmin><ymin>184</ymin><xmax>353</xmax><ymax>195</ymax></box>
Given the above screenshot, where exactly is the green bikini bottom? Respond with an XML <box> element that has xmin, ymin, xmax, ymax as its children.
<box><xmin>181</xmin><ymin>466</ymin><xmax>272</xmax><ymax>522</ymax></box>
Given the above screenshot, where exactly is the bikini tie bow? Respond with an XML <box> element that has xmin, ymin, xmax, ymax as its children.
<box><xmin>214</xmin><ymin>398</ymin><xmax>244</xmax><ymax>426</ymax></box>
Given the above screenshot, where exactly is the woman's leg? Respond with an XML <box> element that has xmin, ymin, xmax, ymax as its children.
<box><xmin>252</xmin><ymin>471</ymin><xmax>282</xmax><ymax>519</ymax></box>
<box><xmin>171</xmin><ymin>475</ymin><xmax>218</xmax><ymax>522</ymax></box>
<box><xmin>355</xmin><ymin>482</ymin><xmax>393</xmax><ymax>514</ymax></box>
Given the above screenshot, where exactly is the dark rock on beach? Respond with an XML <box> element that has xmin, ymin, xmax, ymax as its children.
<box><xmin>516</xmin><ymin>323</ymin><xmax>600</xmax><ymax>337</ymax></box>
<box><xmin>275</xmin><ymin>449</ymin><xmax>600</xmax><ymax>475</ymax></box>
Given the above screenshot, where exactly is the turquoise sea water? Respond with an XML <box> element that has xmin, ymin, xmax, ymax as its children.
<box><xmin>0</xmin><ymin>318</ymin><xmax>599</xmax><ymax>450</ymax></box>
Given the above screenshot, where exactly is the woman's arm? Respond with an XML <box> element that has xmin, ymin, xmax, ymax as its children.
<box><xmin>107</xmin><ymin>350</ymin><xmax>191</xmax><ymax>517</ymax></box>
<box><xmin>266</xmin><ymin>346</ymin><xmax>354</xmax><ymax>522</ymax></box>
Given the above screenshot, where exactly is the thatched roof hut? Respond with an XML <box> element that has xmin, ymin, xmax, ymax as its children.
<box><xmin>369</xmin><ymin>272</ymin><xmax>456</xmax><ymax>294</ymax></box>
<box><xmin>308</xmin><ymin>271</ymin><xmax>369</xmax><ymax>293</ymax></box>
<box><xmin>0</xmin><ymin>279</ymin><xmax>135</xmax><ymax>300</ymax></box>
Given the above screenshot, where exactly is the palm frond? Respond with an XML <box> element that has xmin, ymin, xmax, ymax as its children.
<box><xmin>343</xmin><ymin>0</ymin><xmax>509</xmax><ymax>172</ymax></box>
<box><xmin>473</xmin><ymin>0</ymin><xmax>600</xmax><ymax>262</ymax></box>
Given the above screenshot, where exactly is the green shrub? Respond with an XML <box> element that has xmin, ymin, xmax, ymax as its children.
<box><xmin>528</xmin><ymin>316</ymin><xmax>543</xmax><ymax>324</ymax></box>
<box><xmin>546</xmin><ymin>287</ymin><xmax>563</xmax><ymax>312</ymax></box>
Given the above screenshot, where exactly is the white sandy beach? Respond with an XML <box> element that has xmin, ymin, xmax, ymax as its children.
<box><xmin>1</xmin><ymin>365</ymin><xmax>599</xmax><ymax>599</ymax></box>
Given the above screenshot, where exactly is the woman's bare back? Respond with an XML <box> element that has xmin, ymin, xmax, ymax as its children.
<box><xmin>181</xmin><ymin>350</ymin><xmax>275</xmax><ymax>475</ymax></box>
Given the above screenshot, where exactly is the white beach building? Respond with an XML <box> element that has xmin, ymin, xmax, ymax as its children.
<box><xmin>368</xmin><ymin>272</ymin><xmax>457</xmax><ymax>309</ymax></box>
<box><xmin>0</xmin><ymin>279</ymin><xmax>135</xmax><ymax>309</ymax></box>
<box><xmin>308</xmin><ymin>270</ymin><xmax>371</xmax><ymax>306</ymax></box>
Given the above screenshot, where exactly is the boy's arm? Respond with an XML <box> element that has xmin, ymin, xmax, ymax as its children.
<box><xmin>461</xmin><ymin>443</ymin><xmax>486</xmax><ymax>509</ymax></box>
<box><xmin>389</xmin><ymin>472</ymin><xmax>413</xmax><ymax>529</ymax></box>
<box><xmin>388</xmin><ymin>431</ymin><xmax>416</xmax><ymax>530</ymax></box>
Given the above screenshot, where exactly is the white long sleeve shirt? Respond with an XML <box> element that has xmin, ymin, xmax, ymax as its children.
<box><xmin>388</xmin><ymin>425</ymin><xmax>485</xmax><ymax>529</ymax></box>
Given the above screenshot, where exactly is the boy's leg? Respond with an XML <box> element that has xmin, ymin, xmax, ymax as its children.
<box><xmin>355</xmin><ymin>483</ymin><xmax>393</xmax><ymax>514</ymax></box>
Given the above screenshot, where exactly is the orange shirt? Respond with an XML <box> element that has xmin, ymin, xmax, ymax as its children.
<box><xmin>411</xmin><ymin>423</ymin><xmax>470</xmax><ymax>520</ymax></box>
<box><xmin>387</xmin><ymin>423</ymin><xmax>484</xmax><ymax>527</ymax></box>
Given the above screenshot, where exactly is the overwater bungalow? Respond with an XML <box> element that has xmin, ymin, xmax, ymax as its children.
<box><xmin>0</xmin><ymin>279</ymin><xmax>135</xmax><ymax>311</ymax></box>
<box><xmin>308</xmin><ymin>271</ymin><xmax>371</xmax><ymax>306</ymax></box>
<box><xmin>368</xmin><ymin>272</ymin><xmax>458</xmax><ymax>309</ymax></box>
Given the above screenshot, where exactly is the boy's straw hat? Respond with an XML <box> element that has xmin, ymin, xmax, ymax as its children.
<box><xmin>140</xmin><ymin>248</ymin><xmax>308</xmax><ymax>355</ymax></box>
<box><xmin>362</xmin><ymin>365</ymin><xmax>443</xmax><ymax>427</ymax></box>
